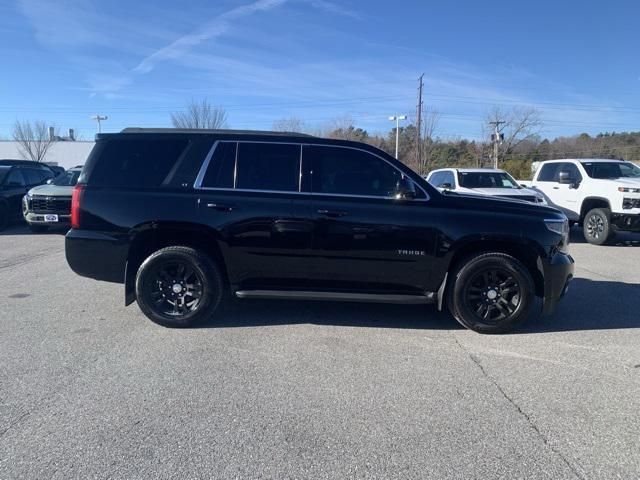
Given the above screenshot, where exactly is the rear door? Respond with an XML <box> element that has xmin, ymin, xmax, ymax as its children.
<box><xmin>196</xmin><ymin>141</ymin><xmax>312</xmax><ymax>289</ymax></box>
<box><xmin>304</xmin><ymin>144</ymin><xmax>439</xmax><ymax>294</ymax></box>
<box><xmin>3</xmin><ymin>168</ymin><xmax>27</xmax><ymax>219</ymax></box>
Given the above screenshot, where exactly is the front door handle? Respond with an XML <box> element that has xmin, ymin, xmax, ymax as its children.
<box><xmin>206</xmin><ymin>203</ymin><xmax>235</xmax><ymax>211</ymax></box>
<box><xmin>553</xmin><ymin>186</ymin><xmax>560</xmax><ymax>190</ymax></box>
<box><xmin>317</xmin><ymin>209</ymin><xmax>348</xmax><ymax>217</ymax></box>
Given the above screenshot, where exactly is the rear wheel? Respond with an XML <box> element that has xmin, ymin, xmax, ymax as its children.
<box><xmin>583</xmin><ymin>208</ymin><xmax>614</xmax><ymax>245</ymax></box>
<box><xmin>447</xmin><ymin>253</ymin><xmax>534</xmax><ymax>334</ymax></box>
<box><xmin>135</xmin><ymin>246</ymin><xmax>224</xmax><ymax>328</ymax></box>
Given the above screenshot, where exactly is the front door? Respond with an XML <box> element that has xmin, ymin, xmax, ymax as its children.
<box><xmin>304</xmin><ymin>144</ymin><xmax>439</xmax><ymax>294</ymax></box>
<box><xmin>197</xmin><ymin>141</ymin><xmax>312</xmax><ymax>290</ymax></box>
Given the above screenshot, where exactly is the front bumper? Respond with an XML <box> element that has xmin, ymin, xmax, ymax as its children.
<box><xmin>540</xmin><ymin>251</ymin><xmax>574</xmax><ymax>315</ymax></box>
<box><xmin>611</xmin><ymin>213</ymin><xmax>640</xmax><ymax>232</ymax></box>
<box><xmin>23</xmin><ymin>211</ymin><xmax>71</xmax><ymax>226</ymax></box>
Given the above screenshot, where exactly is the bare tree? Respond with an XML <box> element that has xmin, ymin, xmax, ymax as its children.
<box><xmin>272</xmin><ymin>116</ymin><xmax>306</xmax><ymax>133</ymax></box>
<box><xmin>171</xmin><ymin>99</ymin><xmax>228</xmax><ymax>129</ymax></box>
<box><xmin>12</xmin><ymin>120</ymin><xmax>58</xmax><ymax>162</ymax></box>
<box><xmin>419</xmin><ymin>108</ymin><xmax>441</xmax><ymax>175</ymax></box>
<box><xmin>485</xmin><ymin>107</ymin><xmax>542</xmax><ymax>165</ymax></box>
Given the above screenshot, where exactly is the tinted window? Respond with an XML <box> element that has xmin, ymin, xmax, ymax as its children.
<box><xmin>309</xmin><ymin>146</ymin><xmax>404</xmax><ymax>197</ymax></box>
<box><xmin>201</xmin><ymin>142</ymin><xmax>236</xmax><ymax>188</ymax></box>
<box><xmin>581</xmin><ymin>161</ymin><xmax>640</xmax><ymax>179</ymax></box>
<box><xmin>5</xmin><ymin>169</ymin><xmax>25</xmax><ymax>186</ymax></box>
<box><xmin>559</xmin><ymin>163</ymin><xmax>582</xmax><ymax>182</ymax></box>
<box><xmin>88</xmin><ymin>139</ymin><xmax>190</xmax><ymax>187</ymax></box>
<box><xmin>235</xmin><ymin>142</ymin><xmax>300</xmax><ymax>192</ymax></box>
<box><xmin>537</xmin><ymin>163</ymin><xmax>562</xmax><ymax>182</ymax></box>
<box><xmin>23</xmin><ymin>169</ymin><xmax>48</xmax><ymax>185</ymax></box>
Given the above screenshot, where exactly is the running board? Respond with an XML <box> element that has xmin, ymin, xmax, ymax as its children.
<box><xmin>235</xmin><ymin>290</ymin><xmax>436</xmax><ymax>304</ymax></box>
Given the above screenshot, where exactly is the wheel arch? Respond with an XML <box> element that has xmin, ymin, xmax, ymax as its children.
<box><xmin>124</xmin><ymin>221</ymin><xmax>229</xmax><ymax>305</ymax></box>
<box><xmin>580</xmin><ymin>197</ymin><xmax>611</xmax><ymax>222</ymax></box>
<box><xmin>445</xmin><ymin>237</ymin><xmax>545</xmax><ymax>299</ymax></box>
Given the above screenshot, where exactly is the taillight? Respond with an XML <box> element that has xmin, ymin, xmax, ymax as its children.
<box><xmin>71</xmin><ymin>184</ymin><xmax>84</xmax><ymax>229</ymax></box>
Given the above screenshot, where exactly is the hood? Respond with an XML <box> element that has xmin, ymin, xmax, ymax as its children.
<box><xmin>442</xmin><ymin>190</ymin><xmax>563</xmax><ymax>219</ymax></box>
<box><xmin>463</xmin><ymin>187</ymin><xmax>541</xmax><ymax>197</ymax></box>
<box><xmin>28</xmin><ymin>184</ymin><xmax>74</xmax><ymax>197</ymax></box>
<box><xmin>607</xmin><ymin>177</ymin><xmax>640</xmax><ymax>187</ymax></box>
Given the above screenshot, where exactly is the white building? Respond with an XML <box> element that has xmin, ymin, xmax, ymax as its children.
<box><xmin>0</xmin><ymin>140</ymin><xmax>95</xmax><ymax>170</ymax></box>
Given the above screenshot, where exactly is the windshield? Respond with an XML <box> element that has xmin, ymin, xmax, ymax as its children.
<box><xmin>457</xmin><ymin>171</ymin><xmax>520</xmax><ymax>189</ymax></box>
<box><xmin>580</xmin><ymin>161</ymin><xmax>640</xmax><ymax>179</ymax></box>
<box><xmin>52</xmin><ymin>170</ymin><xmax>81</xmax><ymax>186</ymax></box>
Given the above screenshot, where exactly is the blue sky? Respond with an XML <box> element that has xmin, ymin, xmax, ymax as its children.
<box><xmin>0</xmin><ymin>0</ymin><xmax>638</xmax><ymax>140</ymax></box>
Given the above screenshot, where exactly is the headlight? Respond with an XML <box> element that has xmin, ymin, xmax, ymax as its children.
<box><xmin>618</xmin><ymin>186</ymin><xmax>640</xmax><ymax>193</ymax></box>
<box><xmin>544</xmin><ymin>218</ymin><xmax>569</xmax><ymax>236</ymax></box>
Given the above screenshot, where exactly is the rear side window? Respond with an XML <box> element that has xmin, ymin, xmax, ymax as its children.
<box><xmin>235</xmin><ymin>143</ymin><xmax>300</xmax><ymax>192</ymax></box>
<box><xmin>537</xmin><ymin>163</ymin><xmax>561</xmax><ymax>182</ymax></box>
<box><xmin>88</xmin><ymin>139</ymin><xmax>190</xmax><ymax>187</ymax></box>
<box><xmin>201</xmin><ymin>142</ymin><xmax>236</xmax><ymax>188</ymax></box>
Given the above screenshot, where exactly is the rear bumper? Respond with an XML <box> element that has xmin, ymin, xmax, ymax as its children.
<box><xmin>65</xmin><ymin>229</ymin><xmax>128</xmax><ymax>283</ymax></box>
<box><xmin>611</xmin><ymin>213</ymin><xmax>640</xmax><ymax>232</ymax></box>
<box><xmin>541</xmin><ymin>251</ymin><xmax>574</xmax><ymax>315</ymax></box>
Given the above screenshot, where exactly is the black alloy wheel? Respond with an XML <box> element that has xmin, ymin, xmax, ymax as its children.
<box><xmin>135</xmin><ymin>246</ymin><xmax>223</xmax><ymax>327</ymax></box>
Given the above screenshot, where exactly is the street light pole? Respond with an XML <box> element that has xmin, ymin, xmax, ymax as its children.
<box><xmin>91</xmin><ymin>115</ymin><xmax>108</xmax><ymax>134</ymax></box>
<box><xmin>388</xmin><ymin>115</ymin><xmax>407</xmax><ymax>159</ymax></box>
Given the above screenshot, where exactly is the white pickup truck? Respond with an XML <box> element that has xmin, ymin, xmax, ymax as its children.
<box><xmin>521</xmin><ymin>159</ymin><xmax>640</xmax><ymax>245</ymax></box>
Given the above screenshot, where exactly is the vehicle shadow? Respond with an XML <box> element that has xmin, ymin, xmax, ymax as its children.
<box><xmin>0</xmin><ymin>223</ymin><xmax>68</xmax><ymax>236</ymax></box>
<box><xmin>569</xmin><ymin>225</ymin><xmax>640</xmax><ymax>246</ymax></box>
<box><xmin>198</xmin><ymin>278</ymin><xmax>640</xmax><ymax>334</ymax></box>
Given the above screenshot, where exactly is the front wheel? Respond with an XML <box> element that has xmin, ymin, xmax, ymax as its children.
<box><xmin>583</xmin><ymin>208</ymin><xmax>614</xmax><ymax>245</ymax></box>
<box><xmin>135</xmin><ymin>246</ymin><xmax>224</xmax><ymax>328</ymax></box>
<box><xmin>447</xmin><ymin>253</ymin><xmax>534</xmax><ymax>334</ymax></box>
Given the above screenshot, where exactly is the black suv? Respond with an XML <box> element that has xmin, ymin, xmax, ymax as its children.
<box><xmin>65</xmin><ymin>129</ymin><xmax>574</xmax><ymax>333</ymax></box>
<box><xmin>0</xmin><ymin>160</ymin><xmax>55</xmax><ymax>229</ymax></box>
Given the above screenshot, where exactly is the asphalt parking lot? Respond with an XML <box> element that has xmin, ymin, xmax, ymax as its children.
<box><xmin>1</xmin><ymin>225</ymin><xmax>639</xmax><ymax>479</ymax></box>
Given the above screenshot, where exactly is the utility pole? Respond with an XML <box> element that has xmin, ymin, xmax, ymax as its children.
<box><xmin>388</xmin><ymin>115</ymin><xmax>407</xmax><ymax>159</ymax></box>
<box><xmin>489</xmin><ymin>120</ymin><xmax>505</xmax><ymax>168</ymax></box>
<box><xmin>91</xmin><ymin>115</ymin><xmax>108</xmax><ymax>134</ymax></box>
<box><xmin>415</xmin><ymin>73</ymin><xmax>424</xmax><ymax>172</ymax></box>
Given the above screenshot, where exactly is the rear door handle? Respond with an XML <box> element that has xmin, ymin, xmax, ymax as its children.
<box><xmin>317</xmin><ymin>209</ymin><xmax>348</xmax><ymax>217</ymax></box>
<box><xmin>206</xmin><ymin>203</ymin><xmax>235</xmax><ymax>211</ymax></box>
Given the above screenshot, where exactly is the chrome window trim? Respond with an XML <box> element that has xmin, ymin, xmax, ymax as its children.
<box><xmin>193</xmin><ymin>140</ymin><xmax>429</xmax><ymax>201</ymax></box>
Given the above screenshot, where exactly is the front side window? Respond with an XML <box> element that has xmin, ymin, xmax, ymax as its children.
<box><xmin>559</xmin><ymin>163</ymin><xmax>582</xmax><ymax>182</ymax></box>
<box><xmin>308</xmin><ymin>145</ymin><xmax>407</xmax><ymax>197</ymax></box>
<box><xmin>52</xmin><ymin>170</ymin><xmax>81</xmax><ymax>186</ymax></box>
<box><xmin>5</xmin><ymin>169</ymin><xmax>25</xmax><ymax>186</ymax></box>
<box><xmin>235</xmin><ymin>143</ymin><xmax>300</xmax><ymax>192</ymax></box>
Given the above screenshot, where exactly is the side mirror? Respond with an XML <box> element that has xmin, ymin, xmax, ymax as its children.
<box><xmin>557</xmin><ymin>170</ymin><xmax>573</xmax><ymax>184</ymax></box>
<box><xmin>394</xmin><ymin>177</ymin><xmax>416</xmax><ymax>200</ymax></box>
<box><xmin>439</xmin><ymin>182</ymin><xmax>453</xmax><ymax>190</ymax></box>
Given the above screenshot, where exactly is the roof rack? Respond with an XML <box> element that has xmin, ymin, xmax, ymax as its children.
<box><xmin>119</xmin><ymin>127</ymin><xmax>315</xmax><ymax>138</ymax></box>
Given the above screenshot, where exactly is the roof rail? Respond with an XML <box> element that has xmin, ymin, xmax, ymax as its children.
<box><xmin>119</xmin><ymin>127</ymin><xmax>315</xmax><ymax>138</ymax></box>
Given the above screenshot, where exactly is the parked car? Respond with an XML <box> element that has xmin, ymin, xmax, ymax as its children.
<box><xmin>65</xmin><ymin>128</ymin><xmax>573</xmax><ymax>334</ymax></box>
<box><xmin>426</xmin><ymin>168</ymin><xmax>547</xmax><ymax>204</ymax></box>
<box><xmin>521</xmin><ymin>159</ymin><xmax>640</xmax><ymax>245</ymax></box>
<box><xmin>0</xmin><ymin>160</ymin><xmax>56</xmax><ymax>229</ymax></box>
<box><xmin>23</xmin><ymin>167</ymin><xmax>82</xmax><ymax>232</ymax></box>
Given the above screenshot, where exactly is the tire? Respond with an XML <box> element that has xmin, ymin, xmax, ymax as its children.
<box><xmin>0</xmin><ymin>204</ymin><xmax>7</xmax><ymax>230</ymax></box>
<box><xmin>28</xmin><ymin>224</ymin><xmax>49</xmax><ymax>233</ymax></box>
<box><xmin>583</xmin><ymin>208</ymin><xmax>614</xmax><ymax>245</ymax></box>
<box><xmin>447</xmin><ymin>253</ymin><xmax>534</xmax><ymax>334</ymax></box>
<box><xmin>135</xmin><ymin>246</ymin><xmax>224</xmax><ymax>328</ymax></box>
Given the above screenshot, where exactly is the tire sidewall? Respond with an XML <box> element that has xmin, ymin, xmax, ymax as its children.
<box><xmin>583</xmin><ymin>208</ymin><xmax>612</xmax><ymax>245</ymax></box>
<box><xmin>135</xmin><ymin>247</ymin><xmax>222</xmax><ymax>328</ymax></box>
<box><xmin>450</xmin><ymin>254</ymin><xmax>534</xmax><ymax>334</ymax></box>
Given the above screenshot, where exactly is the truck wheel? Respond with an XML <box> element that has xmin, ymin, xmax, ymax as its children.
<box><xmin>135</xmin><ymin>246</ymin><xmax>224</xmax><ymax>328</ymax></box>
<box><xmin>583</xmin><ymin>208</ymin><xmax>614</xmax><ymax>245</ymax></box>
<box><xmin>0</xmin><ymin>204</ymin><xmax>7</xmax><ymax>230</ymax></box>
<box><xmin>447</xmin><ymin>253</ymin><xmax>534</xmax><ymax>334</ymax></box>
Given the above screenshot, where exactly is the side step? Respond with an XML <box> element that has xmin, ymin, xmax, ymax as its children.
<box><xmin>235</xmin><ymin>290</ymin><xmax>435</xmax><ymax>304</ymax></box>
